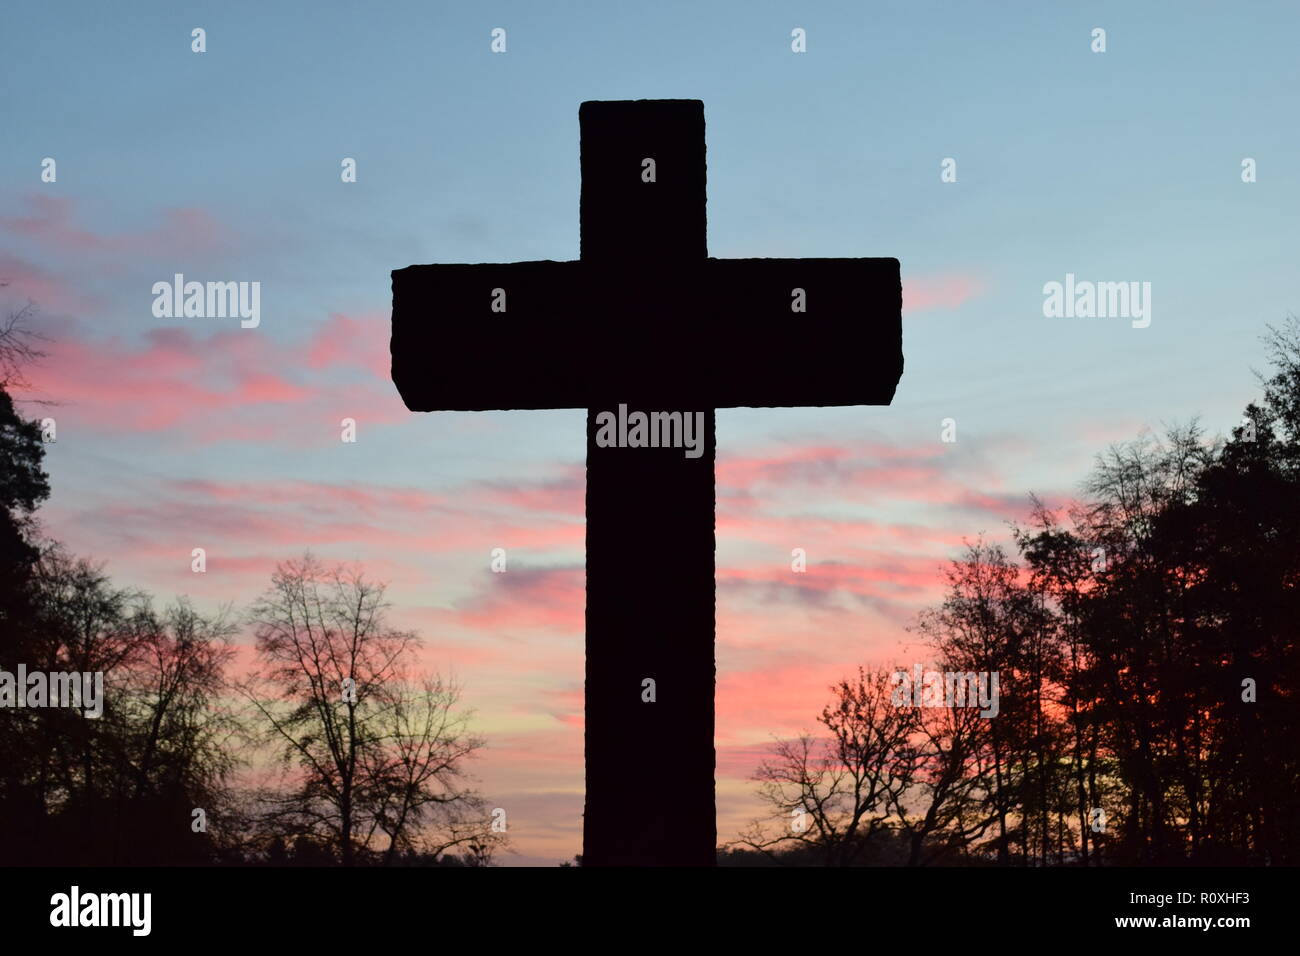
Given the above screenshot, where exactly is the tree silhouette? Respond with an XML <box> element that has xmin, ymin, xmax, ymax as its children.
<box><xmin>237</xmin><ymin>554</ymin><xmax>498</xmax><ymax>865</ymax></box>
<box><xmin>745</xmin><ymin>318</ymin><xmax>1300</xmax><ymax>866</ymax></box>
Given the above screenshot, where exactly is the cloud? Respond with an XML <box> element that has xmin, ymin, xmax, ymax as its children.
<box><xmin>40</xmin><ymin>469</ymin><xmax>586</xmax><ymax>606</ymax></box>
<box><xmin>475</xmin><ymin>470</ymin><xmax>585</xmax><ymax>517</ymax></box>
<box><xmin>0</xmin><ymin>252</ymin><xmax>103</xmax><ymax>316</ymax></box>
<box><xmin>13</xmin><ymin>316</ymin><xmax>408</xmax><ymax>442</ymax></box>
<box><xmin>306</xmin><ymin>312</ymin><xmax>392</xmax><ymax>380</ymax></box>
<box><xmin>0</xmin><ymin>195</ymin><xmax>228</xmax><ymax>259</ymax></box>
<box><xmin>452</xmin><ymin>565</ymin><xmax>585</xmax><ymax>634</ymax></box>
<box><xmin>719</xmin><ymin>556</ymin><xmax>945</xmax><ymax>606</ymax></box>
<box><xmin>903</xmin><ymin>272</ymin><xmax>986</xmax><ymax>312</ymax></box>
<box><xmin>717</xmin><ymin>438</ymin><xmax>1032</xmax><ymax>526</ymax></box>
<box><xmin>1</xmin><ymin>195</ymin><xmax>388</xmax><ymax>441</ymax></box>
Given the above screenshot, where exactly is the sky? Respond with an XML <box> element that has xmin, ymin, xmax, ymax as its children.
<box><xmin>3</xmin><ymin>1</ymin><xmax>1298</xmax><ymax>865</ymax></box>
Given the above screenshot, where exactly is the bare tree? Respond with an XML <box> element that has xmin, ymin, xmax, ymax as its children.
<box><xmin>735</xmin><ymin>666</ymin><xmax>917</xmax><ymax>865</ymax></box>
<box><xmin>237</xmin><ymin>554</ymin><xmax>497</xmax><ymax>865</ymax></box>
<box><xmin>361</xmin><ymin>675</ymin><xmax>501</xmax><ymax>864</ymax></box>
<box><xmin>888</xmin><ymin>702</ymin><xmax>1001</xmax><ymax>865</ymax></box>
<box><xmin>119</xmin><ymin>597</ymin><xmax>241</xmax><ymax>805</ymax></box>
<box><xmin>0</xmin><ymin>291</ymin><xmax>49</xmax><ymax>394</ymax></box>
<box><xmin>913</xmin><ymin>538</ymin><xmax>1036</xmax><ymax>863</ymax></box>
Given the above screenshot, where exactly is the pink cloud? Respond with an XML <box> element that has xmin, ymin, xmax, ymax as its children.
<box><xmin>719</xmin><ymin>555</ymin><xmax>946</xmax><ymax>605</ymax></box>
<box><xmin>306</xmin><ymin>312</ymin><xmax>392</xmax><ymax>380</ymax></box>
<box><xmin>0</xmin><ymin>252</ymin><xmax>104</xmax><ymax>316</ymax></box>
<box><xmin>453</xmin><ymin>565</ymin><xmax>585</xmax><ymax>634</ymax></box>
<box><xmin>13</xmin><ymin>319</ymin><xmax>409</xmax><ymax>442</ymax></box>
<box><xmin>717</xmin><ymin>439</ymin><xmax>1029</xmax><ymax>524</ymax></box>
<box><xmin>476</xmin><ymin>470</ymin><xmax>585</xmax><ymax>517</ymax></box>
<box><xmin>0</xmin><ymin>195</ymin><xmax>227</xmax><ymax>258</ymax></box>
<box><xmin>170</xmin><ymin>478</ymin><xmax>449</xmax><ymax>515</ymax></box>
<box><xmin>903</xmin><ymin>272</ymin><xmax>986</xmax><ymax>312</ymax></box>
<box><xmin>40</xmin><ymin>469</ymin><xmax>588</xmax><ymax>616</ymax></box>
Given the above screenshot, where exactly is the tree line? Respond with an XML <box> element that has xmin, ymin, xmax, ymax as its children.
<box><xmin>5</xmin><ymin>295</ymin><xmax>1296</xmax><ymax>866</ymax></box>
<box><xmin>733</xmin><ymin>319</ymin><xmax>1300</xmax><ymax>866</ymax></box>
<box><xmin>0</xmin><ymin>302</ymin><xmax>500</xmax><ymax>866</ymax></box>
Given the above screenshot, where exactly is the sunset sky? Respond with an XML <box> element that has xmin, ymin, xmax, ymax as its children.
<box><xmin>4</xmin><ymin>1</ymin><xmax>1298</xmax><ymax>864</ymax></box>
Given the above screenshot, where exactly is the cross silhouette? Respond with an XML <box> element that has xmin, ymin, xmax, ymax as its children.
<box><xmin>390</xmin><ymin>99</ymin><xmax>902</xmax><ymax>866</ymax></box>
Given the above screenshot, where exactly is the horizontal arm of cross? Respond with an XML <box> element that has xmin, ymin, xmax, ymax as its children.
<box><xmin>390</xmin><ymin>256</ymin><xmax>902</xmax><ymax>411</ymax></box>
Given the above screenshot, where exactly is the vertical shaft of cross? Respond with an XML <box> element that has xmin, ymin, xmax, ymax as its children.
<box><xmin>583</xmin><ymin>407</ymin><xmax>716</xmax><ymax>866</ymax></box>
<box><xmin>578</xmin><ymin>100</ymin><xmax>716</xmax><ymax>865</ymax></box>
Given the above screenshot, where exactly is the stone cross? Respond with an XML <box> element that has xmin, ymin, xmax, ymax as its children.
<box><xmin>390</xmin><ymin>99</ymin><xmax>902</xmax><ymax>865</ymax></box>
